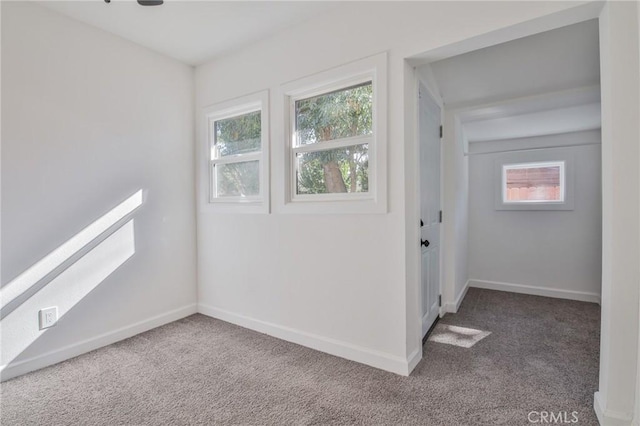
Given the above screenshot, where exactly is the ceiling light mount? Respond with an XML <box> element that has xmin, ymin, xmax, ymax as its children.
<box><xmin>103</xmin><ymin>0</ymin><xmax>164</xmax><ymax>5</ymax></box>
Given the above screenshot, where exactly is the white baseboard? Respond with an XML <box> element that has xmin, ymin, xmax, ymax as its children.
<box><xmin>0</xmin><ymin>303</ymin><xmax>197</xmax><ymax>382</ymax></box>
<box><xmin>407</xmin><ymin>347</ymin><xmax>423</xmax><ymax>374</ymax></box>
<box><xmin>198</xmin><ymin>304</ymin><xmax>413</xmax><ymax>376</ymax></box>
<box><xmin>443</xmin><ymin>280</ymin><xmax>470</xmax><ymax>314</ymax></box>
<box><xmin>594</xmin><ymin>391</ymin><xmax>634</xmax><ymax>426</ymax></box>
<box><xmin>468</xmin><ymin>279</ymin><xmax>601</xmax><ymax>304</ymax></box>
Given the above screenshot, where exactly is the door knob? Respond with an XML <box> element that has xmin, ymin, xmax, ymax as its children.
<box><xmin>421</xmin><ymin>239</ymin><xmax>430</xmax><ymax>247</ymax></box>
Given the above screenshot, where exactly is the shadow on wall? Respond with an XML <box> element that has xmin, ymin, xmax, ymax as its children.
<box><xmin>0</xmin><ymin>190</ymin><xmax>144</xmax><ymax>379</ymax></box>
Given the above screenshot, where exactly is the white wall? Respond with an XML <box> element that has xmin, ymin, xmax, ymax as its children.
<box><xmin>1</xmin><ymin>2</ymin><xmax>196</xmax><ymax>379</ymax></box>
<box><xmin>195</xmin><ymin>1</ymin><xmax>586</xmax><ymax>375</ymax></box>
<box><xmin>636</xmin><ymin>5</ymin><xmax>640</xmax><ymax>424</ymax></box>
<box><xmin>596</xmin><ymin>2</ymin><xmax>640</xmax><ymax>423</ymax></box>
<box><xmin>440</xmin><ymin>110</ymin><xmax>469</xmax><ymax>312</ymax></box>
<box><xmin>467</xmin><ymin>130</ymin><xmax>602</xmax><ymax>303</ymax></box>
<box><xmin>1</xmin><ymin>2</ymin><xmax>638</xmax><ymax>420</ymax></box>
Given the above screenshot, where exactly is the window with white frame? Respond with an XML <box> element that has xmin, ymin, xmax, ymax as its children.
<box><xmin>494</xmin><ymin>156</ymin><xmax>574</xmax><ymax>211</ymax></box>
<box><xmin>293</xmin><ymin>81</ymin><xmax>372</xmax><ymax>196</ymax></box>
<box><xmin>203</xmin><ymin>91</ymin><xmax>269</xmax><ymax>213</ymax></box>
<box><xmin>280</xmin><ymin>53</ymin><xmax>387</xmax><ymax>214</ymax></box>
<box><xmin>502</xmin><ymin>161</ymin><xmax>565</xmax><ymax>204</ymax></box>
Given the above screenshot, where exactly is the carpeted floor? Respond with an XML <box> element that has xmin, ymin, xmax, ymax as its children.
<box><xmin>0</xmin><ymin>288</ymin><xmax>600</xmax><ymax>425</ymax></box>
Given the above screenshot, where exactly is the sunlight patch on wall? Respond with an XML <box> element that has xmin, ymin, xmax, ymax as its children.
<box><xmin>0</xmin><ymin>220</ymin><xmax>136</xmax><ymax>376</ymax></box>
<box><xmin>0</xmin><ymin>190</ymin><xmax>144</xmax><ymax>378</ymax></box>
<box><xmin>427</xmin><ymin>324</ymin><xmax>491</xmax><ymax>348</ymax></box>
<box><xmin>0</xmin><ymin>190</ymin><xmax>143</xmax><ymax>313</ymax></box>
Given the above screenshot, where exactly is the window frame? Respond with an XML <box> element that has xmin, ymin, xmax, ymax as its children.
<box><xmin>277</xmin><ymin>53</ymin><xmax>387</xmax><ymax>214</ymax></box>
<box><xmin>501</xmin><ymin>160</ymin><xmax>566</xmax><ymax>204</ymax></box>
<box><xmin>289</xmin><ymin>77</ymin><xmax>374</xmax><ymax>202</ymax></box>
<box><xmin>201</xmin><ymin>90</ymin><xmax>269</xmax><ymax>214</ymax></box>
<box><xmin>494</xmin><ymin>153</ymin><xmax>575</xmax><ymax>211</ymax></box>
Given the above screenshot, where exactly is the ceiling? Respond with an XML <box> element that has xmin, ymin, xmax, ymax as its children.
<box><xmin>463</xmin><ymin>103</ymin><xmax>601</xmax><ymax>143</ymax></box>
<box><xmin>423</xmin><ymin>19</ymin><xmax>600</xmax><ymax>108</ymax></box>
<box><xmin>38</xmin><ymin>1</ymin><xmax>340</xmax><ymax>66</ymax></box>
<box><xmin>418</xmin><ymin>19</ymin><xmax>601</xmax><ymax>143</ymax></box>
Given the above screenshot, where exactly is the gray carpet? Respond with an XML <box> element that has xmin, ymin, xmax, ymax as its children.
<box><xmin>0</xmin><ymin>288</ymin><xmax>600</xmax><ymax>425</ymax></box>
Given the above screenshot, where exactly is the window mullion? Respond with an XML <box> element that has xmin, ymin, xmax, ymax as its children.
<box><xmin>211</xmin><ymin>152</ymin><xmax>261</xmax><ymax>165</ymax></box>
<box><xmin>292</xmin><ymin>135</ymin><xmax>372</xmax><ymax>155</ymax></box>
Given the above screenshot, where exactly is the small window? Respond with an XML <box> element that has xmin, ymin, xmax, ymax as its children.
<box><xmin>279</xmin><ymin>53</ymin><xmax>387</xmax><ymax>214</ymax></box>
<box><xmin>202</xmin><ymin>91</ymin><xmax>269</xmax><ymax>213</ymax></box>
<box><xmin>502</xmin><ymin>161</ymin><xmax>565</xmax><ymax>204</ymax></box>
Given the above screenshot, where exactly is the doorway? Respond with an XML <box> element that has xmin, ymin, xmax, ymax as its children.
<box><xmin>412</xmin><ymin>16</ymin><xmax>603</xmax><ymax>337</ymax></box>
<box><xmin>403</xmin><ymin>2</ymin><xmax>640</xmax><ymax>423</ymax></box>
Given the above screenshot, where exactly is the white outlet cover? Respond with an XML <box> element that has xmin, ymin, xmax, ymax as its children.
<box><xmin>39</xmin><ymin>306</ymin><xmax>58</xmax><ymax>330</ymax></box>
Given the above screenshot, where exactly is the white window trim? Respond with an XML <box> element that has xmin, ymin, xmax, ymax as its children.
<box><xmin>501</xmin><ymin>161</ymin><xmax>566</xmax><ymax>204</ymax></box>
<box><xmin>275</xmin><ymin>52</ymin><xmax>388</xmax><ymax>214</ymax></box>
<box><xmin>200</xmin><ymin>90</ymin><xmax>269</xmax><ymax>214</ymax></box>
<box><xmin>495</xmin><ymin>154</ymin><xmax>575</xmax><ymax>211</ymax></box>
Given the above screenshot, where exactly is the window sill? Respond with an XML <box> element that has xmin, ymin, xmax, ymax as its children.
<box><xmin>277</xmin><ymin>197</ymin><xmax>386</xmax><ymax>215</ymax></box>
<box><xmin>200</xmin><ymin>200</ymin><xmax>269</xmax><ymax>214</ymax></box>
<box><xmin>495</xmin><ymin>201</ymin><xmax>574</xmax><ymax>211</ymax></box>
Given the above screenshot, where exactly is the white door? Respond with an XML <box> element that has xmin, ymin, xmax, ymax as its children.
<box><xmin>419</xmin><ymin>83</ymin><xmax>441</xmax><ymax>338</ymax></box>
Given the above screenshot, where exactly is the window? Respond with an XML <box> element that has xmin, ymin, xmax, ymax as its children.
<box><xmin>502</xmin><ymin>161</ymin><xmax>565</xmax><ymax>203</ymax></box>
<box><xmin>293</xmin><ymin>82</ymin><xmax>372</xmax><ymax>196</ymax></box>
<box><xmin>279</xmin><ymin>53</ymin><xmax>387</xmax><ymax>214</ymax></box>
<box><xmin>495</xmin><ymin>156</ymin><xmax>574</xmax><ymax>211</ymax></box>
<box><xmin>201</xmin><ymin>91</ymin><xmax>269</xmax><ymax>213</ymax></box>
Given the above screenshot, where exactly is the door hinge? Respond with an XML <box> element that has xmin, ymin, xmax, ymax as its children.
<box><xmin>439</xmin><ymin>125</ymin><xmax>443</xmax><ymax>138</ymax></box>
<box><xmin>439</xmin><ymin>210</ymin><xmax>442</xmax><ymax>223</ymax></box>
<box><xmin>438</xmin><ymin>295</ymin><xmax>442</xmax><ymax>307</ymax></box>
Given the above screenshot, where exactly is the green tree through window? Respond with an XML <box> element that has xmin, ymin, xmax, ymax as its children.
<box><xmin>294</xmin><ymin>82</ymin><xmax>372</xmax><ymax>194</ymax></box>
<box><xmin>213</xmin><ymin>111</ymin><xmax>261</xmax><ymax>197</ymax></box>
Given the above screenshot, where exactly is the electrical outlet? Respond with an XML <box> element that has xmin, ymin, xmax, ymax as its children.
<box><xmin>39</xmin><ymin>306</ymin><xmax>58</xmax><ymax>330</ymax></box>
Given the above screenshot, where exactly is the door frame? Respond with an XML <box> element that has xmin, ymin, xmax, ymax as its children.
<box><xmin>405</xmin><ymin>0</ymin><xmax>604</xmax><ymax>355</ymax></box>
